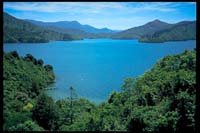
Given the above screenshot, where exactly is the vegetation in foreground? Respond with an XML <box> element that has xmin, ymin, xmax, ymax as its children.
<box><xmin>3</xmin><ymin>49</ymin><xmax>196</xmax><ymax>131</ymax></box>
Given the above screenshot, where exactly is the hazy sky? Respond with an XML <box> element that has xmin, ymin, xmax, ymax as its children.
<box><xmin>3</xmin><ymin>2</ymin><xmax>196</xmax><ymax>30</ymax></box>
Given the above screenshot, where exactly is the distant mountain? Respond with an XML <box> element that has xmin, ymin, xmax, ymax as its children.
<box><xmin>111</xmin><ymin>19</ymin><xmax>196</xmax><ymax>42</ymax></box>
<box><xmin>139</xmin><ymin>21</ymin><xmax>196</xmax><ymax>43</ymax></box>
<box><xmin>112</xmin><ymin>19</ymin><xmax>172</xmax><ymax>39</ymax></box>
<box><xmin>4</xmin><ymin>12</ymin><xmax>196</xmax><ymax>43</ymax></box>
<box><xmin>26</xmin><ymin>19</ymin><xmax>117</xmax><ymax>34</ymax></box>
<box><xmin>3</xmin><ymin>12</ymin><xmax>77</xmax><ymax>43</ymax></box>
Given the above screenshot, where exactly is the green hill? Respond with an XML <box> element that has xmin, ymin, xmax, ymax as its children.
<box><xmin>139</xmin><ymin>21</ymin><xmax>196</xmax><ymax>43</ymax></box>
<box><xmin>3</xmin><ymin>12</ymin><xmax>76</xmax><ymax>43</ymax></box>
<box><xmin>111</xmin><ymin>19</ymin><xmax>172</xmax><ymax>39</ymax></box>
<box><xmin>112</xmin><ymin>19</ymin><xmax>196</xmax><ymax>43</ymax></box>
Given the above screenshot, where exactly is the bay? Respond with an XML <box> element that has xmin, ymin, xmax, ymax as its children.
<box><xmin>3</xmin><ymin>39</ymin><xmax>196</xmax><ymax>104</ymax></box>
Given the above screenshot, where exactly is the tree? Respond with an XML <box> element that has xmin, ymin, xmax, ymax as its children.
<box><xmin>10</xmin><ymin>51</ymin><xmax>19</xmax><ymax>59</ymax></box>
<box><xmin>4</xmin><ymin>111</ymin><xmax>32</xmax><ymax>131</ymax></box>
<box><xmin>127</xmin><ymin>118</ymin><xmax>145</xmax><ymax>132</ymax></box>
<box><xmin>14</xmin><ymin>120</ymin><xmax>44</xmax><ymax>131</ymax></box>
<box><xmin>37</xmin><ymin>59</ymin><xmax>44</xmax><ymax>66</ymax></box>
<box><xmin>32</xmin><ymin>93</ymin><xmax>58</xmax><ymax>130</ymax></box>
<box><xmin>3</xmin><ymin>51</ymin><xmax>56</xmax><ymax>131</ymax></box>
<box><xmin>69</xmin><ymin>86</ymin><xmax>77</xmax><ymax>124</ymax></box>
<box><xmin>24</xmin><ymin>54</ymin><xmax>34</xmax><ymax>62</ymax></box>
<box><xmin>121</xmin><ymin>77</ymin><xmax>135</xmax><ymax>92</ymax></box>
<box><xmin>44</xmin><ymin>65</ymin><xmax>53</xmax><ymax>71</ymax></box>
<box><xmin>176</xmin><ymin>91</ymin><xmax>195</xmax><ymax>132</ymax></box>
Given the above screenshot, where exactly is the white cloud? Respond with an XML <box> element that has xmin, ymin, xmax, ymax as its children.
<box><xmin>124</xmin><ymin>2</ymin><xmax>177</xmax><ymax>13</ymax></box>
<box><xmin>3</xmin><ymin>2</ymin><xmax>179</xmax><ymax>13</ymax></box>
<box><xmin>4</xmin><ymin>2</ymin><xmax>195</xmax><ymax>30</ymax></box>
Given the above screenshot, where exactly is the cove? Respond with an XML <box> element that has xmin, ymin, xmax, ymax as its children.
<box><xmin>3</xmin><ymin>39</ymin><xmax>196</xmax><ymax>104</ymax></box>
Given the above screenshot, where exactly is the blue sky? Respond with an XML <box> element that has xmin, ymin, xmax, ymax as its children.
<box><xmin>3</xmin><ymin>2</ymin><xmax>196</xmax><ymax>30</ymax></box>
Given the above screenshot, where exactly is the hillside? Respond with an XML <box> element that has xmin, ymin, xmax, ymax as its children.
<box><xmin>3</xmin><ymin>51</ymin><xmax>55</xmax><ymax>130</ymax></box>
<box><xmin>3</xmin><ymin>49</ymin><xmax>196</xmax><ymax>131</ymax></box>
<box><xmin>112</xmin><ymin>49</ymin><xmax>196</xmax><ymax>132</ymax></box>
<box><xmin>26</xmin><ymin>19</ymin><xmax>116</xmax><ymax>39</ymax></box>
<box><xmin>112</xmin><ymin>19</ymin><xmax>172</xmax><ymax>39</ymax></box>
<box><xmin>4</xmin><ymin>13</ymin><xmax>195</xmax><ymax>43</ymax></box>
<box><xmin>139</xmin><ymin>21</ymin><xmax>196</xmax><ymax>43</ymax></box>
<box><xmin>3</xmin><ymin>12</ymin><xmax>76</xmax><ymax>43</ymax></box>
<box><xmin>111</xmin><ymin>19</ymin><xmax>196</xmax><ymax>43</ymax></box>
<box><xmin>31</xmin><ymin>24</ymin><xmax>114</xmax><ymax>39</ymax></box>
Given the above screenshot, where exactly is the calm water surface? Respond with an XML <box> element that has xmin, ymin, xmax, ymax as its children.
<box><xmin>4</xmin><ymin>39</ymin><xmax>196</xmax><ymax>103</ymax></box>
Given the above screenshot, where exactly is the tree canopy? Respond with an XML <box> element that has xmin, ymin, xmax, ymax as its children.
<box><xmin>3</xmin><ymin>49</ymin><xmax>196</xmax><ymax>131</ymax></box>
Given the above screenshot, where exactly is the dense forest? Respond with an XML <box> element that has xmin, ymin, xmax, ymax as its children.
<box><xmin>3</xmin><ymin>51</ymin><xmax>55</xmax><ymax>130</ymax></box>
<box><xmin>3</xmin><ymin>49</ymin><xmax>196</xmax><ymax>131</ymax></box>
<box><xmin>3</xmin><ymin>12</ymin><xmax>78</xmax><ymax>43</ymax></box>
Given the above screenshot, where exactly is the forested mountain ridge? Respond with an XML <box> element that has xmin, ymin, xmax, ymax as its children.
<box><xmin>4</xmin><ymin>12</ymin><xmax>196</xmax><ymax>43</ymax></box>
<box><xmin>26</xmin><ymin>19</ymin><xmax>117</xmax><ymax>39</ymax></box>
<box><xmin>111</xmin><ymin>19</ymin><xmax>172</xmax><ymax>39</ymax></box>
<box><xmin>3</xmin><ymin>49</ymin><xmax>196</xmax><ymax>131</ymax></box>
<box><xmin>26</xmin><ymin>19</ymin><xmax>117</xmax><ymax>34</ymax></box>
<box><xmin>26</xmin><ymin>23</ymin><xmax>115</xmax><ymax>40</ymax></box>
<box><xmin>139</xmin><ymin>21</ymin><xmax>196</xmax><ymax>42</ymax></box>
<box><xmin>3</xmin><ymin>12</ymin><xmax>78</xmax><ymax>43</ymax></box>
<box><xmin>112</xmin><ymin>19</ymin><xmax>196</xmax><ymax>42</ymax></box>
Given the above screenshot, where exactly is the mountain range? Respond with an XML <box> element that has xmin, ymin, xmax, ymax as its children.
<box><xmin>3</xmin><ymin>12</ymin><xmax>196</xmax><ymax>43</ymax></box>
<box><xmin>25</xmin><ymin>19</ymin><xmax>118</xmax><ymax>39</ymax></box>
<box><xmin>3</xmin><ymin>12</ymin><xmax>77</xmax><ymax>43</ymax></box>
<box><xmin>139</xmin><ymin>21</ymin><xmax>196</xmax><ymax>42</ymax></box>
<box><xmin>26</xmin><ymin>19</ymin><xmax>117</xmax><ymax>34</ymax></box>
<box><xmin>112</xmin><ymin>19</ymin><xmax>196</xmax><ymax>42</ymax></box>
<box><xmin>112</xmin><ymin>19</ymin><xmax>172</xmax><ymax>39</ymax></box>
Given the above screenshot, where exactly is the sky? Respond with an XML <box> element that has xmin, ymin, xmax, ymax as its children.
<box><xmin>3</xmin><ymin>2</ymin><xmax>196</xmax><ymax>30</ymax></box>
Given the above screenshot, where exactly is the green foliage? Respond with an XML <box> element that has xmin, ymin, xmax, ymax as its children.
<box><xmin>68</xmin><ymin>86</ymin><xmax>78</xmax><ymax>124</ymax></box>
<box><xmin>3</xmin><ymin>49</ymin><xmax>196</xmax><ymax>131</ymax></box>
<box><xmin>4</xmin><ymin>111</ymin><xmax>32</xmax><ymax>131</ymax></box>
<box><xmin>37</xmin><ymin>59</ymin><xmax>44</xmax><ymax>66</ymax></box>
<box><xmin>3</xmin><ymin>51</ymin><xmax>55</xmax><ymax>131</ymax></box>
<box><xmin>55</xmin><ymin>98</ymin><xmax>96</xmax><ymax>131</ymax></box>
<box><xmin>32</xmin><ymin>93</ymin><xmax>58</xmax><ymax>130</ymax></box>
<box><xmin>118</xmin><ymin>49</ymin><xmax>196</xmax><ymax>131</ymax></box>
<box><xmin>11</xmin><ymin>120</ymin><xmax>44</xmax><ymax>131</ymax></box>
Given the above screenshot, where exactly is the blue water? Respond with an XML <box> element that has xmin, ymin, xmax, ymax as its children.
<box><xmin>3</xmin><ymin>39</ymin><xmax>196</xmax><ymax>104</ymax></box>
